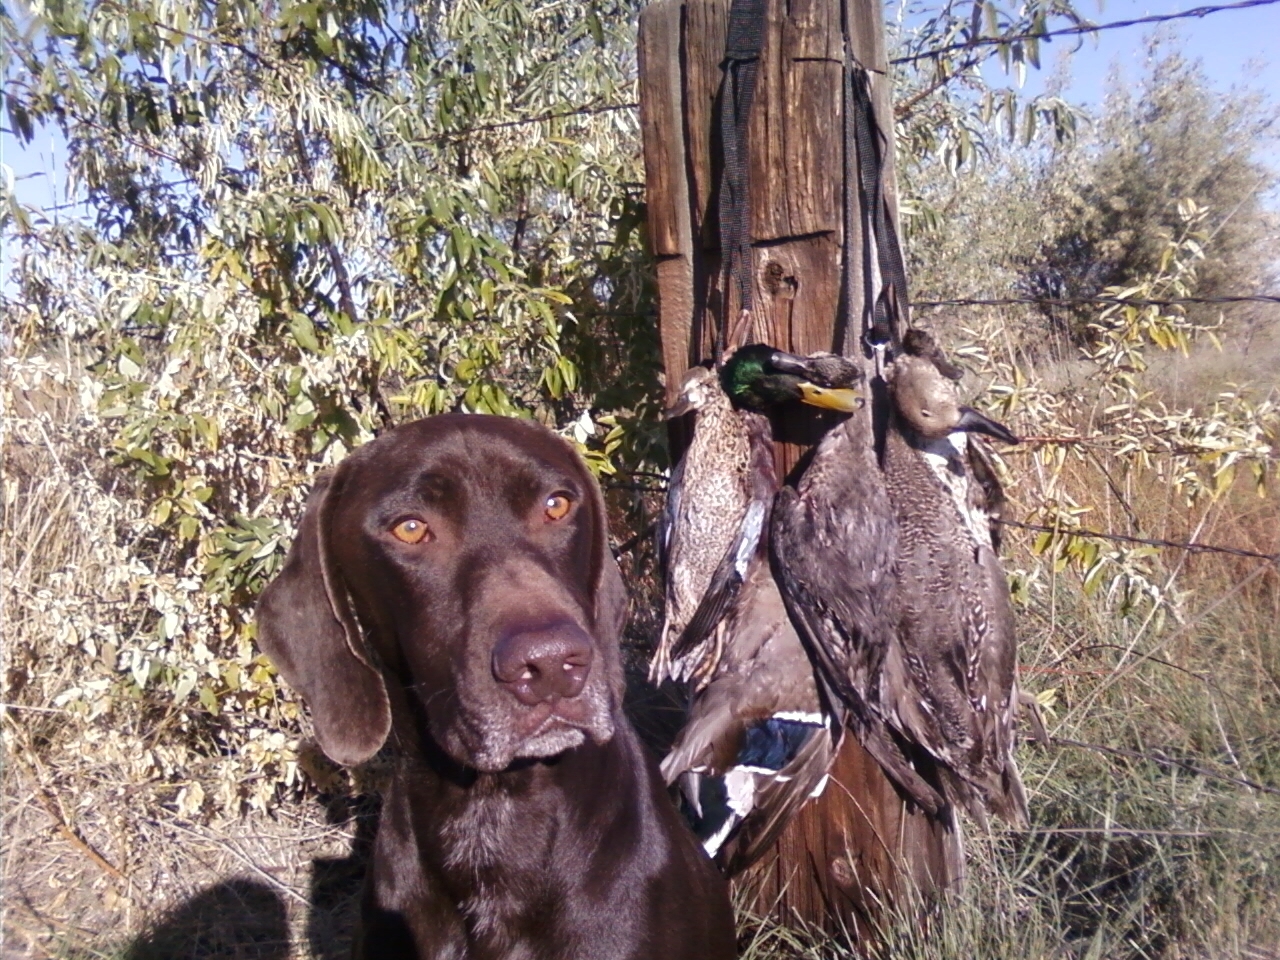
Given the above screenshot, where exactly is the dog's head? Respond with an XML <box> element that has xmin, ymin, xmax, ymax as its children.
<box><xmin>256</xmin><ymin>414</ymin><xmax>629</xmax><ymax>772</ymax></box>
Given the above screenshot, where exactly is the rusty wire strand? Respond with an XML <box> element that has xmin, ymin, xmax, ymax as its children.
<box><xmin>997</xmin><ymin>518</ymin><xmax>1280</xmax><ymax>563</ymax></box>
<box><xmin>914</xmin><ymin>294</ymin><xmax>1280</xmax><ymax>308</ymax></box>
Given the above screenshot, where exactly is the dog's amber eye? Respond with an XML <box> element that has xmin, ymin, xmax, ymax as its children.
<box><xmin>390</xmin><ymin>518</ymin><xmax>431</xmax><ymax>544</ymax></box>
<box><xmin>544</xmin><ymin>494</ymin><xmax>572</xmax><ymax>522</ymax></box>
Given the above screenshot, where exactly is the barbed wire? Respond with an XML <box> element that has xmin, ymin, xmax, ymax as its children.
<box><xmin>607</xmin><ymin>502</ymin><xmax>1279</xmax><ymax>565</ymax></box>
<box><xmin>891</xmin><ymin>0</ymin><xmax>1280</xmax><ymax>64</ymax></box>
<box><xmin>429</xmin><ymin>102</ymin><xmax>639</xmax><ymax>142</ymax></box>
<box><xmin>432</xmin><ymin>0</ymin><xmax>1280</xmax><ymax>136</ymax></box>
<box><xmin>1052</xmin><ymin>736</ymin><xmax>1280</xmax><ymax>796</ymax></box>
<box><xmin>997</xmin><ymin>518</ymin><xmax>1280</xmax><ymax>563</ymax></box>
<box><xmin>913</xmin><ymin>294</ymin><xmax>1280</xmax><ymax>308</ymax></box>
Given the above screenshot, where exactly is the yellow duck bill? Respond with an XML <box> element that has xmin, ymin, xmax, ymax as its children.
<box><xmin>797</xmin><ymin>382</ymin><xmax>863</xmax><ymax>413</ymax></box>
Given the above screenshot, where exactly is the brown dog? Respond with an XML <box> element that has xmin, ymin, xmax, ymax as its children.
<box><xmin>257</xmin><ymin>414</ymin><xmax>735</xmax><ymax>960</ymax></box>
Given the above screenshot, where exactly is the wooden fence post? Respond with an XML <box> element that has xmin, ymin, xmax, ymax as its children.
<box><xmin>638</xmin><ymin>0</ymin><xmax>961</xmax><ymax>937</ymax></box>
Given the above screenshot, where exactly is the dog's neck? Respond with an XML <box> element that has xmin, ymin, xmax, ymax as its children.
<box><xmin>411</xmin><ymin>725</ymin><xmax>568</xmax><ymax>790</ymax></box>
<box><xmin>392</xmin><ymin>717</ymin><xmax>641</xmax><ymax>888</ymax></box>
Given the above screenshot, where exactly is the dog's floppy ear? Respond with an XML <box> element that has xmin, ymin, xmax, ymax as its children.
<box><xmin>256</xmin><ymin>469</ymin><xmax>392</xmax><ymax>765</ymax></box>
<box><xmin>596</xmin><ymin>553</ymin><xmax>629</xmax><ymax>646</ymax></box>
<box><xmin>576</xmin><ymin>453</ymin><xmax>629</xmax><ymax>697</ymax></box>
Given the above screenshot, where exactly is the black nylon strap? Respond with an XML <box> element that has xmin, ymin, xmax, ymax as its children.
<box><xmin>716</xmin><ymin>0</ymin><xmax>767</xmax><ymax>357</ymax></box>
<box><xmin>847</xmin><ymin>63</ymin><xmax>909</xmax><ymax>351</ymax></box>
<box><xmin>837</xmin><ymin>42</ymin><xmax>860</xmax><ymax>359</ymax></box>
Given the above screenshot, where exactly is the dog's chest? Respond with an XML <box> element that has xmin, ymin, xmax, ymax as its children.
<box><xmin>439</xmin><ymin>791</ymin><xmax>570</xmax><ymax>954</ymax></box>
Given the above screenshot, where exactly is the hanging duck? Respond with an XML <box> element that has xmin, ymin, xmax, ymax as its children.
<box><xmin>659</xmin><ymin>554</ymin><xmax>836</xmax><ymax>873</ymax></box>
<box><xmin>767</xmin><ymin>355</ymin><xmax>940</xmax><ymax>813</ymax></box>
<box><xmin>899</xmin><ymin>328</ymin><xmax>1014</xmax><ymax>551</ymax></box>
<box><xmin>654</xmin><ymin>345</ymin><xmax>861</xmax><ymax>869</ymax></box>
<box><xmin>651</xmin><ymin>363</ymin><xmax>775</xmax><ymax>688</ymax></box>
<box><xmin>880</xmin><ymin>349</ymin><xmax>1029</xmax><ymax>827</ymax></box>
<box><xmin>771</xmin><ymin>341</ymin><xmax>1028</xmax><ymax>827</ymax></box>
<box><xmin>651</xmin><ymin>347</ymin><xmax>861</xmax><ymax>688</ymax></box>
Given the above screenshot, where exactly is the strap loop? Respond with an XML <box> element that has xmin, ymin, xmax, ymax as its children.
<box><xmin>845</xmin><ymin>61</ymin><xmax>910</xmax><ymax>355</ymax></box>
<box><xmin>716</xmin><ymin>0</ymin><xmax>767</xmax><ymax>359</ymax></box>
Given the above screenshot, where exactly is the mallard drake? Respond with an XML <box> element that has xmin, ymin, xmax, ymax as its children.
<box><xmin>768</xmin><ymin>363</ymin><xmax>944</xmax><ymax>814</ymax></box>
<box><xmin>660</xmin><ymin>554</ymin><xmax>836</xmax><ymax>874</ymax></box>
<box><xmin>720</xmin><ymin>343</ymin><xmax>863</xmax><ymax>414</ymax></box>
<box><xmin>764</xmin><ymin>349</ymin><xmax>863</xmax><ymax>392</ymax></box>
<box><xmin>654</xmin><ymin>346</ymin><xmax>862</xmax><ymax>869</ymax></box>
<box><xmin>652</xmin><ymin>350</ymin><xmax>863</xmax><ymax>687</ymax></box>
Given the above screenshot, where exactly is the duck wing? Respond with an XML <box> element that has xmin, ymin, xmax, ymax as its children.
<box><xmin>964</xmin><ymin>437</ymin><xmax>1007</xmax><ymax>552</ymax></box>
<box><xmin>656</xmin><ymin>446</ymin><xmax>686</xmax><ymax>579</ymax></box>
<box><xmin>667</xmin><ymin>495</ymin><xmax>767</xmax><ymax>667</ymax></box>
<box><xmin>714</xmin><ymin>718</ymin><xmax>836</xmax><ymax>875</ymax></box>
<box><xmin>662</xmin><ymin>558</ymin><xmax>837</xmax><ymax>872</ymax></box>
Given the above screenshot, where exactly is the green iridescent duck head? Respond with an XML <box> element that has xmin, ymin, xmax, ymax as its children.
<box><xmin>719</xmin><ymin>344</ymin><xmax>863</xmax><ymax>414</ymax></box>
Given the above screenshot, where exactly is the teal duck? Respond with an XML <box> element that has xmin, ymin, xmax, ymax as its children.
<box><xmin>651</xmin><ymin>364</ymin><xmax>773</xmax><ymax>687</ymax></box>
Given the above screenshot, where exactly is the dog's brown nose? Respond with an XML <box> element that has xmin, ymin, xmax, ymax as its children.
<box><xmin>492</xmin><ymin>623</ymin><xmax>593</xmax><ymax>705</ymax></box>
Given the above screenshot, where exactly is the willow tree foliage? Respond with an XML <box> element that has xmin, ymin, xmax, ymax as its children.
<box><xmin>1</xmin><ymin>0</ymin><xmax>1093</xmax><ymax>611</ymax></box>
<box><xmin>7</xmin><ymin>0</ymin><xmax>662</xmax><ymax>580</ymax></box>
<box><xmin>4</xmin><ymin>0</ymin><xmax>661</xmax><ymax>809</ymax></box>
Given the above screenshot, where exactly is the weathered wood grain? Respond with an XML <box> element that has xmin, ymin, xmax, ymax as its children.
<box><xmin>684</xmin><ymin>0</ymin><xmax>728</xmax><ymax>244</ymax></box>
<box><xmin>639</xmin><ymin>0</ymin><xmax>697</xmax><ymax>400</ymax></box>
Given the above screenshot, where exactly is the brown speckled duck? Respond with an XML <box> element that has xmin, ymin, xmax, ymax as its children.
<box><xmin>652</xmin><ymin>348</ymin><xmax>862</xmax><ymax>688</ymax></box>
<box><xmin>651</xmin><ymin>364</ymin><xmax>773</xmax><ymax>688</ymax></box>
<box><xmin>879</xmin><ymin>351</ymin><xmax>1028</xmax><ymax>827</ymax></box>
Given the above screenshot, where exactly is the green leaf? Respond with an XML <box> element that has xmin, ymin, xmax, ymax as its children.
<box><xmin>586</xmin><ymin>10</ymin><xmax>604</xmax><ymax>46</ymax></box>
<box><xmin>289</xmin><ymin>312</ymin><xmax>320</xmax><ymax>352</ymax></box>
<box><xmin>199</xmin><ymin>684</ymin><xmax>219</xmax><ymax>715</ymax></box>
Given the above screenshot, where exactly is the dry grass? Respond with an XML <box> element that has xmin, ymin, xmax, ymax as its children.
<box><xmin>0</xmin><ymin>402</ymin><xmax>354</xmax><ymax>959</ymax></box>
